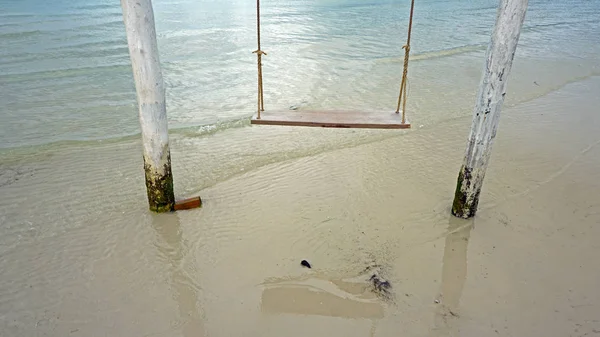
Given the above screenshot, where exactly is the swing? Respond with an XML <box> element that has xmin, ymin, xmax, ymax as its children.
<box><xmin>250</xmin><ymin>0</ymin><xmax>415</xmax><ymax>129</ymax></box>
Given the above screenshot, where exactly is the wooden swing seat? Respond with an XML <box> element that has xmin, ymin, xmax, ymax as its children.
<box><xmin>250</xmin><ymin>110</ymin><xmax>411</xmax><ymax>129</ymax></box>
<box><xmin>250</xmin><ymin>0</ymin><xmax>416</xmax><ymax>131</ymax></box>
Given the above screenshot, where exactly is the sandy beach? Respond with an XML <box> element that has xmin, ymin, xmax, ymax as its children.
<box><xmin>1</xmin><ymin>76</ymin><xmax>599</xmax><ymax>336</ymax></box>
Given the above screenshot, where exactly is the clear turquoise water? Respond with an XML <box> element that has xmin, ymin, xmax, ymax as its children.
<box><xmin>1</xmin><ymin>0</ymin><xmax>599</xmax><ymax>149</ymax></box>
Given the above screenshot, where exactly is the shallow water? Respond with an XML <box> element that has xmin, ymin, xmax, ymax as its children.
<box><xmin>1</xmin><ymin>0</ymin><xmax>600</xmax><ymax>336</ymax></box>
<box><xmin>2</xmin><ymin>76</ymin><xmax>600</xmax><ymax>336</ymax></box>
<box><xmin>1</xmin><ymin>0</ymin><xmax>600</xmax><ymax>149</ymax></box>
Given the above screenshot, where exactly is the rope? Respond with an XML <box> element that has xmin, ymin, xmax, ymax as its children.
<box><xmin>254</xmin><ymin>0</ymin><xmax>266</xmax><ymax>119</ymax></box>
<box><xmin>395</xmin><ymin>0</ymin><xmax>416</xmax><ymax>124</ymax></box>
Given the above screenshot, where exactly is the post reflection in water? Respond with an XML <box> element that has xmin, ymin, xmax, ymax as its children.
<box><xmin>151</xmin><ymin>213</ymin><xmax>205</xmax><ymax>337</ymax></box>
<box><xmin>431</xmin><ymin>216</ymin><xmax>474</xmax><ymax>336</ymax></box>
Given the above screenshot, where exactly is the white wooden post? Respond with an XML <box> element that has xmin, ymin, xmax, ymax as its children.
<box><xmin>121</xmin><ymin>0</ymin><xmax>175</xmax><ymax>212</ymax></box>
<box><xmin>452</xmin><ymin>0</ymin><xmax>528</xmax><ymax>219</ymax></box>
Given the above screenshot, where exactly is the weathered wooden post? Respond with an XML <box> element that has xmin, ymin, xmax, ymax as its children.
<box><xmin>452</xmin><ymin>0</ymin><xmax>528</xmax><ymax>219</ymax></box>
<box><xmin>121</xmin><ymin>0</ymin><xmax>175</xmax><ymax>212</ymax></box>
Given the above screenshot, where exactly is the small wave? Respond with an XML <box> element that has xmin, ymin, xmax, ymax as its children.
<box><xmin>53</xmin><ymin>19</ymin><xmax>123</xmax><ymax>33</ymax></box>
<box><xmin>0</xmin><ymin>63</ymin><xmax>131</xmax><ymax>84</ymax></box>
<box><xmin>172</xmin><ymin>117</ymin><xmax>252</xmax><ymax>138</ymax></box>
<box><xmin>522</xmin><ymin>21</ymin><xmax>570</xmax><ymax>33</ymax></box>
<box><xmin>377</xmin><ymin>44</ymin><xmax>486</xmax><ymax>64</ymax></box>
<box><xmin>0</xmin><ymin>13</ymin><xmax>36</xmax><ymax>19</ymax></box>
<box><xmin>47</xmin><ymin>38</ymin><xmax>126</xmax><ymax>51</ymax></box>
<box><xmin>0</xmin><ymin>22</ymin><xmax>23</xmax><ymax>28</ymax></box>
<box><xmin>44</xmin><ymin>39</ymin><xmax>129</xmax><ymax>59</ymax></box>
<box><xmin>73</xmin><ymin>3</ymin><xmax>119</xmax><ymax>11</ymax></box>
<box><xmin>461</xmin><ymin>5</ymin><xmax>498</xmax><ymax>13</ymax></box>
<box><xmin>0</xmin><ymin>117</ymin><xmax>253</xmax><ymax>156</ymax></box>
<box><xmin>522</xmin><ymin>19</ymin><xmax>600</xmax><ymax>33</ymax></box>
<box><xmin>0</xmin><ymin>30</ymin><xmax>43</xmax><ymax>39</ymax></box>
<box><xmin>0</xmin><ymin>136</ymin><xmax>138</xmax><ymax>156</ymax></box>
<box><xmin>0</xmin><ymin>55</ymin><xmax>40</xmax><ymax>66</ymax></box>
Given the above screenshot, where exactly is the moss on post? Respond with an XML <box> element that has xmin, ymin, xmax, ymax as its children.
<box><xmin>144</xmin><ymin>155</ymin><xmax>175</xmax><ymax>212</ymax></box>
<box><xmin>451</xmin><ymin>166</ymin><xmax>467</xmax><ymax>217</ymax></box>
<box><xmin>451</xmin><ymin>166</ymin><xmax>480</xmax><ymax>219</ymax></box>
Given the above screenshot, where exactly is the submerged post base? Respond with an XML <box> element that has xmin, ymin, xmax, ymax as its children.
<box><xmin>451</xmin><ymin>165</ymin><xmax>481</xmax><ymax>219</ymax></box>
<box><xmin>144</xmin><ymin>160</ymin><xmax>175</xmax><ymax>213</ymax></box>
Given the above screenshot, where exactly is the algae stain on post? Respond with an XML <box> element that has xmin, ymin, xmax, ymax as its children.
<box><xmin>452</xmin><ymin>0</ymin><xmax>529</xmax><ymax>219</ymax></box>
<box><xmin>121</xmin><ymin>0</ymin><xmax>175</xmax><ymax>212</ymax></box>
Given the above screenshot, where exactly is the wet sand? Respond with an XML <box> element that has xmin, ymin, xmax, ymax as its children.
<box><xmin>1</xmin><ymin>77</ymin><xmax>600</xmax><ymax>336</ymax></box>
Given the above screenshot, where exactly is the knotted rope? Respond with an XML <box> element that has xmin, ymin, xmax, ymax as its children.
<box><xmin>395</xmin><ymin>0</ymin><xmax>416</xmax><ymax>125</ymax></box>
<box><xmin>254</xmin><ymin>0</ymin><xmax>266</xmax><ymax>119</ymax></box>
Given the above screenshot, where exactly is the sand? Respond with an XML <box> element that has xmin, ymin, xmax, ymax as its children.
<box><xmin>1</xmin><ymin>77</ymin><xmax>599</xmax><ymax>336</ymax></box>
